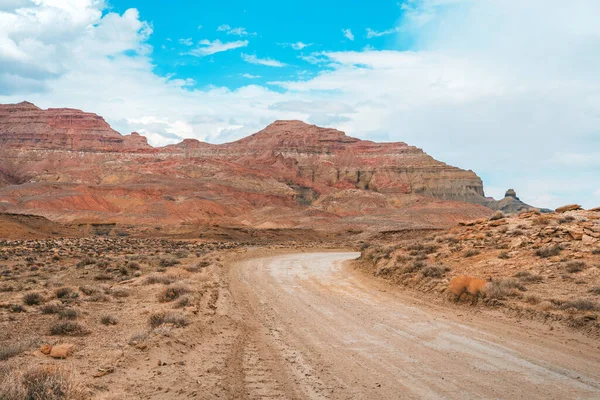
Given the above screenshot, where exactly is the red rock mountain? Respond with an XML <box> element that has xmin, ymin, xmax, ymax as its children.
<box><xmin>0</xmin><ymin>102</ymin><xmax>151</xmax><ymax>151</ymax></box>
<box><xmin>0</xmin><ymin>102</ymin><xmax>494</xmax><ymax>231</ymax></box>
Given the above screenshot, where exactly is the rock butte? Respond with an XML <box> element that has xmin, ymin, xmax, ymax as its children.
<box><xmin>0</xmin><ymin>102</ymin><xmax>540</xmax><ymax>231</ymax></box>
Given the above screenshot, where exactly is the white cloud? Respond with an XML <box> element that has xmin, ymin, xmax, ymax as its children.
<box><xmin>178</xmin><ymin>37</ymin><xmax>193</xmax><ymax>46</ymax></box>
<box><xmin>291</xmin><ymin>42</ymin><xmax>311</xmax><ymax>50</ymax></box>
<box><xmin>366</xmin><ymin>27</ymin><xmax>399</xmax><ymax>38</ymax></box>
<box><xmin>217</xmin><ymin>24</ymin><xmax>253</xmax><ymax>36</ymax></box>
<box><xmin>242</xmin><ymin>73</ymin><xmax>261</xmax><ymax>79</ymax></box>
<box><xmin>241</xmin><ymin>53</ymin><xmax>287</xmax><ymax>67</ymax></box>
<box><xmin>186</xmin><ymin>39</ymin><xmax>248</xmax><ymax>57</ymax></box>
<box><xmin>1</xmin><ymin>0</ymin><xmax>599</xmax><ymax>208</ymax></box>
<box><xmin>342</xmin><ymin>28</ymin><xmax>354</xmax><ymax>41</ymax></box>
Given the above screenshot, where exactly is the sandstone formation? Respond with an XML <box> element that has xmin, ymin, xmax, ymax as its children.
<box><xmin>0</xmin><ymin>101</ymin><xmax>533</xmax><ymax>229</ymax></box>
<box><xmin>0</xmin><ymin>102</ymin><xmax>151</xmax><ymax>151</ymax></box>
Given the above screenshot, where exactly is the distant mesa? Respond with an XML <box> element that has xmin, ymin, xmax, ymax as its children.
<box><xmin>0</xmin><ymin>101</ymin><xmax>549</xmax><ymax>225</ymax></box>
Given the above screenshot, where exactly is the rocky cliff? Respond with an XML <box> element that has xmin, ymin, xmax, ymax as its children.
<box><xmin>0</xmin><ymin>102</ymin><xmax>152</xmax><ymax>151</ymax></box>
<box><xmin>0</xmin><ymin>102</ymin><xmax>498</xmax><ymax>228</ymax></box>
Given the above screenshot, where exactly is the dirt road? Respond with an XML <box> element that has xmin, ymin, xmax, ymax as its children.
<box><xmin>229</xmin><ymin>252</ymin><xmax>600</xmax><ymax>399</ymax></box>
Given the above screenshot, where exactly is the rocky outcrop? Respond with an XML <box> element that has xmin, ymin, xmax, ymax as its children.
<box><xmin>484</xmin><ymin>189</ymin><xmax>551</xmax><ymax>214</ymax></box>
<box><xmin>0</xmin><ymin>102</ymin><xmax>151</xmax><ymax>151</ymax></box>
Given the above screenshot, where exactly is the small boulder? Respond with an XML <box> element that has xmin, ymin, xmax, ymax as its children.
<box><xmin>40</xmin><ymin>344</ymin><xmax>52</xmax><ymax>355</ymax></box>
<box><xmin>49</xmin><ymin>343</ymin><xmax>75</xmax><ymax>359</ymax></box>
<box><xmin>555</xmin><ymin>204</ymin><xmax>582</xmax><ymax>213</ymax></box>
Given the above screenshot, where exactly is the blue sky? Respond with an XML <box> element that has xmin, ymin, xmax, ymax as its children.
<box><xmin>0</xmin><ymin>0</ymin><xmax>599</xmax><ymax>209</ymax></box>
<box><xmin>108</xmin><ymin>0</ymin><xmax>410</xmax><ymax>90</ymax></box>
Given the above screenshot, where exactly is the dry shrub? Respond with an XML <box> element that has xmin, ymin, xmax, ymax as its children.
<box><xmin>22</xmin><ymin>292</ymin><xmax>44</xmax><ymax>306</ymax></box>
<box><xmin>0</xmin><ymin>338</ymin><xmax>39</xmax><ymax>361</ymax></box>
<box><xmin>58</xmin><ymin>309</ymin><xmax>79</xmax><ymax>320</ymax></box>
<box><xmin>560</xmin><ymin>299</ymin><xmax>599</xmax><ymax>311</ymax></box>
<box><xmin>41</xmin><ymin>303</ymin><xmax>63</xmax><ymax>314</ymax></box>
<box><xmin>464</xmin><ymin>249</ymin><xmax>481</xmax><ymax>258</ymax></box>
<box><xmin>486</xmin><ymin>278</ymin><xmax>526</xmax><ymax>300</ymax></box>
<box><xmin>513</xmin><ymin>271</ymin><xmax>544</xmax><ymax>283</ymax></box>
<box><xmin>592</xmin><ymin>248</ymin><xmax>600</xmax><ymax>255</ymax></box>
<box><xmin>145</xmin><ymin>273</ymin><xmax>176</xmax><ymax>285</ymax></box>
<box><xmin>536</xmin><ymin>245</ymin><xmax>562</xmax><ymax>258</ymax></box>
<box><xmin>148</xmin><ymin>311</ymin><xmax>189</xmax><ymax>328</ymax></box>
<box><xmin>50</xmin><ymin>321</ymin><xmax>88</xmax><ymax>336</ymax></box>
<box><xmin>498</xmin><ymin>251</ymin><xmax>511</xmax><ymax>259</ymax></box>
<box><xmin>421</xmin><ymin>265</ymin><xmax>449</xmax><ymax>278</ymax></box>
<box><xmin>564</xmin><ymin>261</ymin><xmax>586</xmax><ymax>273</ymax></box>
<box><xmin>0</xmin><ymin>365</ymin><xmax>85</xmax><ymax>400</ymax></box>
<box><xmin>158</xmin><ymin>283</ymin><xmax>190</xmax><ymax>303</ymax></box>
<box><xmin>533</xmin><ymin>215</ymin><xmax>553</xmax><ymax>226</ymax></box>
<box><xmin>589</xmin><ymin>287</ymin><xmax>600</xmax><ymax>295</ymax></box>
<box><xmin>489</xmin><ymin>211</ymin><xmax>505</xmax><ymax>221</ymax></box>
<box><xmin>55</xmin><ymin>287</ymin><xmax>75</xmax><ymax>299</ymax></box>
<box><xmin>110</xmin><ymin>288</ymin><xmax>130</xmax><ymax>298</ymax></box>
<box><xmin>128</xmin><ymin>331</ymin><xmax>149</xmax><ymax>345</ymax></box>
<box><xmin>100</xmin><ymin>314</ymin><xmax>118</xmax><ymax>325</ymax></box>
<box><xmin>524</xmin><ymin>294</ymin><xmax>542</xmax><ymax>305</ymax></box>
<box><xmin>403</xmin><ymin>260</ymin><xmax>426</xmax><ymax>273</ymax></box>
<box><xmin>558</xmin><ymin>215</ymin><xmax>576</xmax><ymax>224</ymax></box>
<box><xmin>78</xmin><ymin>285</ymin><xmax>98</xmax><ymax>296</ymax></box>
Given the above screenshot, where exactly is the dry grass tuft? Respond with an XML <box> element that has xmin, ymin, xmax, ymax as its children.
<box><xmin>22</xmin><ymin>292</ymin><xmax>44</xmax><ymax>306</ymax></box>
<box><xmin>148</xmin><ymin>311</ymin><xmax>189</xmax><ymax>328</ymax></box>
<box><xmin>564</xmin><ymin>261</ymin><xmax>586</xmax><ymax>273</ymax></box>
<box><xmin>157</xmin><ymin>283</ymin><xmax>191</xmax><ymax>302</ymax></box>
<box><xmin>486</xmin><ymin>278</ymin><xmax>526</xmax><ymax>300</ymax></box>
<box><xmin>0</xmin><ymin>365</ymin><xmax>86</xmax><ymax>400</ymax></box>
<box><xmin>535</xmin><ymin>245</ymin><xmax>562</xmax><ymax>258</ymax></box>
<box><xmin>100</xmin><ymin>314</ymin><xmax>118</xmax><ymax>325</ymax></box>
<box><xmin>50</xmin><ymin>321</ymin><xmax>88</xmax><ymax>336</ymax></box>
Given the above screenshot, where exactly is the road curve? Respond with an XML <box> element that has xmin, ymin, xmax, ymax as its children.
<box><xmin>229</xmin><ymin>252</ymin><xmax>600</xmax><ymax>399</ymax></box>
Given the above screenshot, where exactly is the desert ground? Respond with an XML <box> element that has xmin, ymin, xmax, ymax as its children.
<box><xmin>1</xmin><ymin>222</ymin><xmax>599</xmax><ymax>399</ymax></box>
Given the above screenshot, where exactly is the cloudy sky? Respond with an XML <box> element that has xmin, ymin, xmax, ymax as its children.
<box><xmin>0</xmin><ymin>0</ymin><xmax>599</xmax><ymax>208</ymax></box>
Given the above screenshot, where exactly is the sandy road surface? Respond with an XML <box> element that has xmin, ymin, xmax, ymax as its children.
<box><xmin>228</xmin><ymin>252</ymin><xmax>600</xmax><ymax>399</ymax></box>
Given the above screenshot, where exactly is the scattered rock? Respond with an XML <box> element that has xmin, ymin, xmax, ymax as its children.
<box><xmin>49</xmin><ymin>343</ymin><xmax>75</xmax><ymax>359</ymax></box>
<box><xmin>556</xmin><ymin>204</ymin><xmax>583</xmax><ymax>213</ymax></box>
<box><xmin>40</xmin><ymin>344</ymin><xmax>52</xmax><ymax>355</ymax></box>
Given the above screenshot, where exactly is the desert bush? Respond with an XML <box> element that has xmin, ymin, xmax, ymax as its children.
<box><xmin>589</xmin><ymin>287</ymin><xmax>600</xmax><ymax>295</ymax></box>
<box><xmin>174</xmin><ymin>295</ymin><xmax>193</xmax><ymax>308</ymax></box>
<box><xmin>558</xmin><ymin>215</ymin><xmax>576</xmax><ymax>224</ymax></box>
<box><xmin>58</xmin><ymin>309</ymin><xmax>79</xmax><ymax>320</ymax></box>
<box><xmin>403</xmin><ymin>260</ymin><xmax>426</xmax><ymax>273</ymax></box>
<box><xmin>145</xmin><ymin>273</ymin><xmax>176</xmax><ymax>285</ymax></box>
<box><xmin>464</xmin><ymin>249</ymin><xmax>481</xmax><ymax>258</ymax></box>
<box><xmin>486</xmin><ymin>278</ymin><xmax>526</xmax><ymax>299</ymax></box>
<box><xmin>533</xmin><ymin>215</ymin><xmax>553</xmax><ymax>226</ymax></box>
<box><xmin>100</xmin><ymin>314</ymin><xmax>118</xmax><ymax>325</ymax></box>
<box><xmin>498</xmin><ymin>251</ymin><xmax>511</xmax><ymax>259</ymax></box>
<box><xmin>22</xmin><ymin>292</ymin><xmax>44</xmax><ymax>306</ymax></box>
<box><xmin>564</xmin><ymin>261</ymin><xmax>586</xmax><ymax>273</ymax></box>
<box><xmin>513</xmin><ymin>271</ymin><xmax>544</xmax><ymax>283</ymax></box>
<box><xmin>536</xmin><ymin>245</ymin><xmax>562</xmax><ymax>258</ymax></box>
<box><xmin>111</xmin><ymin>288</ymin><xmax>130</xmax><ymax>298</ymax></box>
<box><xmin>76</xmin><ymin>257</ymin><xmax>96</xmax><ymax>268</ymax></box>
<box><xmin>591</xmin><ymin>248</ymin><xmax>600</xmax><ymax>255</ymax></box>
<box><xmin>126</xmin><ymin>261</ymin><xmax>141</xmax><ymax>270</ymax></box>
<box><xmin>148</xmin><ymin>311</ymin><xmax>189</xmax><ymax>328</ymax></box>
<box><xmin>421</xmin><ymin>265</ymin><xmax>449</xmax><ymax>278</ymax></box>
<box><xmin>50</xmin><ymin>321</ymin><xmax>87</xmax><ymax>336</ymax></box>
<box><xmin>158</xmin><ymin>257</ymin><xmax>180</xmax><ymax>268</ymax></box>
<box><xmin>524</xmin><ymin>294</ymin><xmax>542</xmax><ymax>305</ymax></box>
<box><xmin>0</xmin><ymin>339</ymin><xmax>38</xmax><ymax>361</ymax></box>
<box><xmin>94</xmin><ymin>273</ymin><xmax>113</xmax><ymax>281</ymax></box>
<box><xmin>510</xmin><ymin>229</ymin><xmax>524</xmax><ymax>236</ymax></box>
<box><xmin>0</xmin><ymin>365</ymin><xmax>85</xmax><ymax>400</ymax></box>
<box><xmin>87</xmin><ymin>293</ymin><xmax>110</xmax><ymax>302</ymax></box>
<box><xmin>6</xmin><ymin>303</ymin><xmax>23</xmax><ymax>313</ymax></box>
<box><xmin>489</xmin><ymin>211</ymin><xmax>505</xmax><ymax>221</ymax></box>
<box><xmin>41</xmin><ymin>303</ymin><xmax>63</xmax><ymax>314</ymax></box>
<box><xmin>78</xmin><ymin>285</ymin><xmax>98</xmax><ymax>296</ymax></box>
<box><xmin>128</xmin><ymin>331</ymin><xmax>149</xmax><ymax>345</ymax></box>
<box><xmin>158</xmin><ymin>283</ymin><xmax>190</xmax><ymax>303</ymax></box>
<box><xmin>55</xmin><ymin>287</ymin><xmax>76</xmax><ymax>299</ymax></box>
<box><xmin>560</xmin><ymin>299</ymin><xmax>598</xmax><ymax>311</ymax></box>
